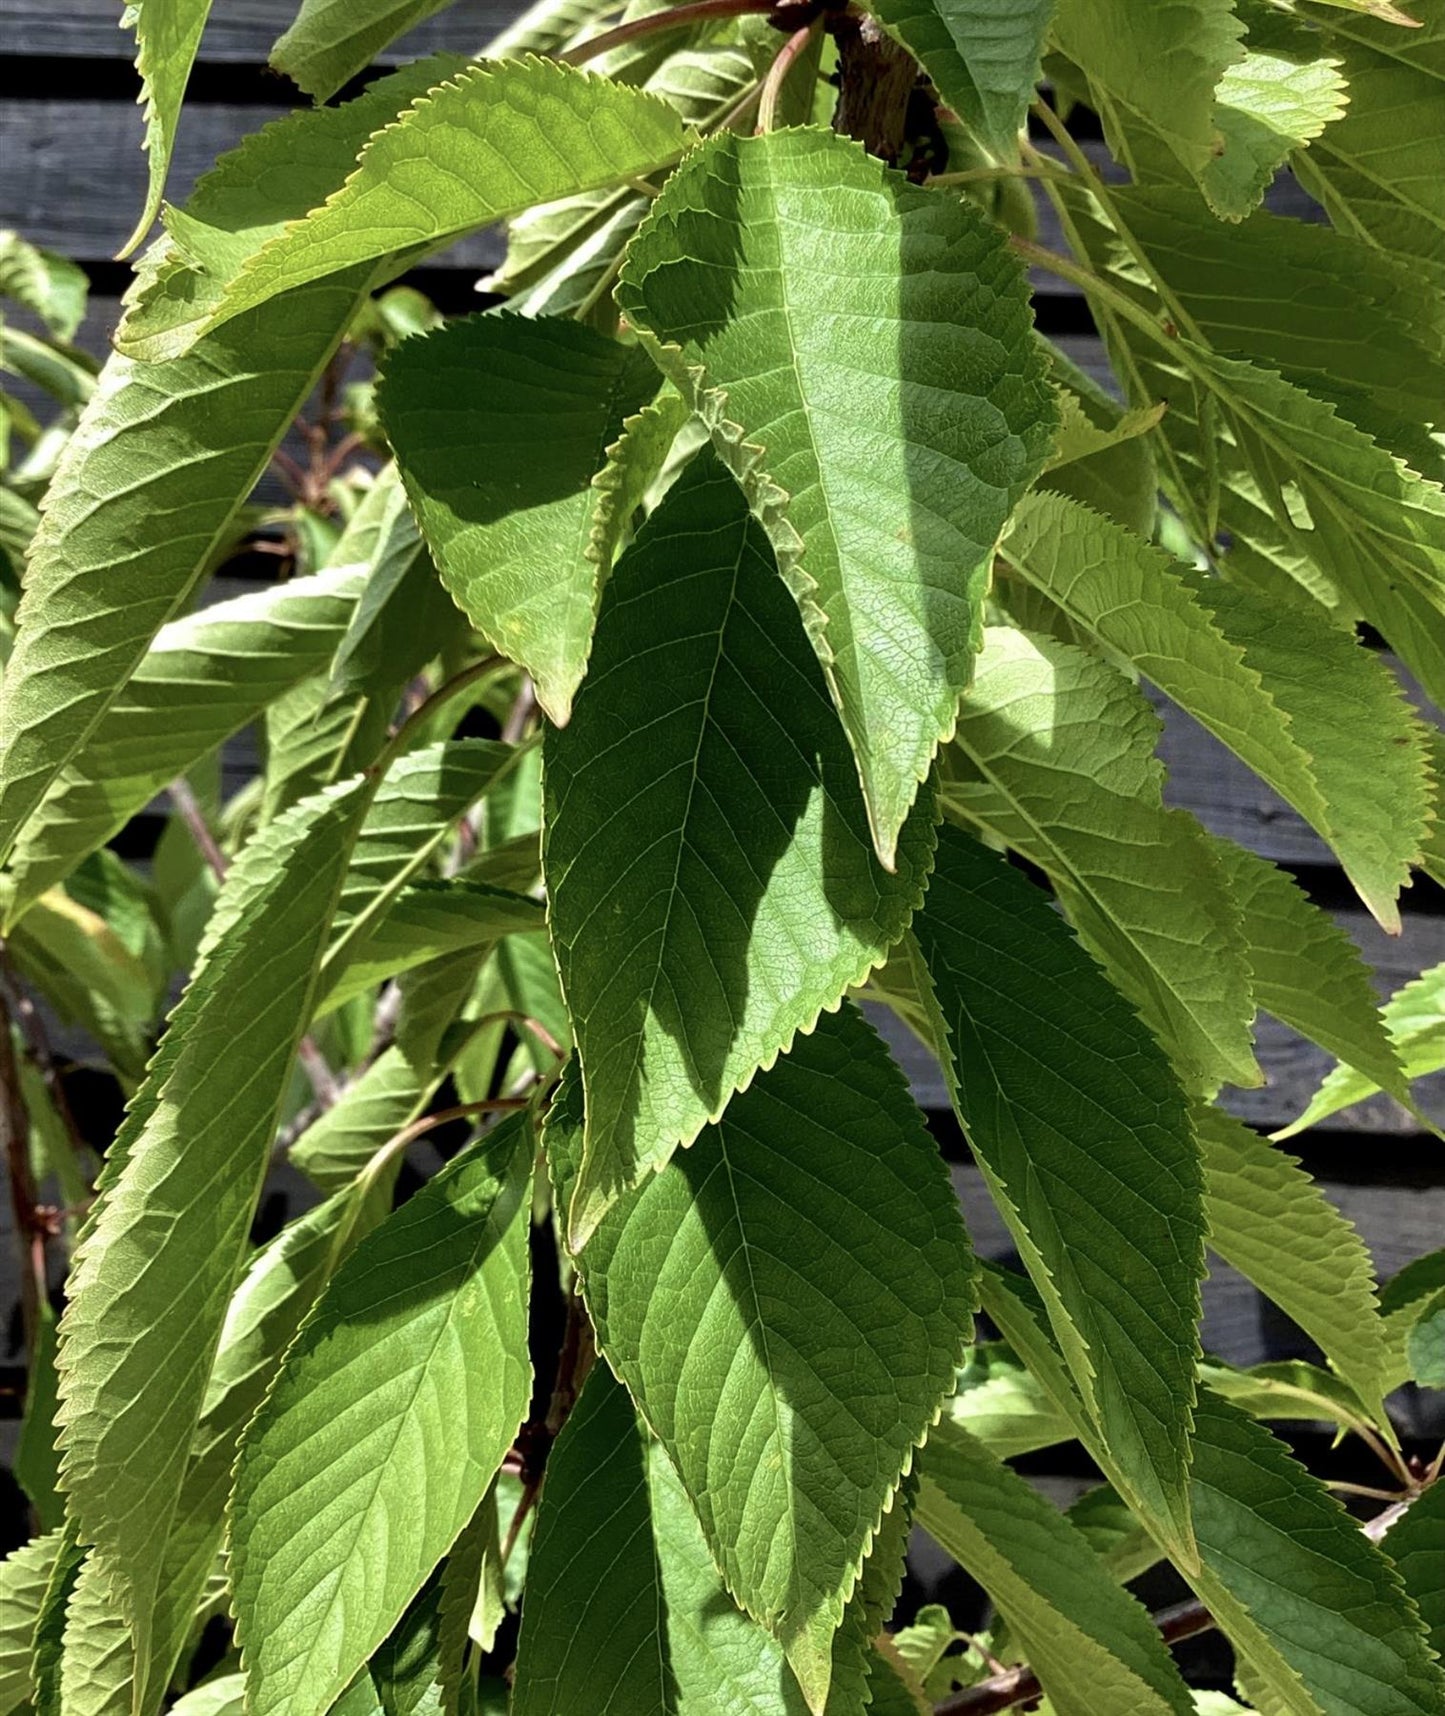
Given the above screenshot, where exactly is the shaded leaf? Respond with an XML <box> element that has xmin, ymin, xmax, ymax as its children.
<box><xmin>272</xmin><ymin>0</ymin><xmax>456</xmax><ymax>101</ymax></box>
<box><xmin>913</xmin><ymin>825</ymin><xmax>1204</xmax><ymax>1565</ymax></box>
<box><xmin>1203</xmin><ymin>40</ymin><xmax>1348</xmax><ymax>219</ymax></box>
<box><xmin>0</xmin><ymin>1532</ymin><xmax>60</xmax><ymax>1716</ymax></box>
<box><xmin>0</xmin><ymin>230</ymin><xmax>88</xmax><ymax>341</ymax></box>
<box><xmin>618</xmin><ymin>126</ymin><xmax>1056</xmax><ymax>864</ymax></box>
<box><xmin>543</xmin><ymin>451</ymin><xmax>935</xmax><ymax>1242</ymax></box>
<box><xmin>1384</xmin><ymin>1479</ymin><xmax>1445</xmax><ymax>1663</ymax></box>
<box><xmin>380</xmin><ymin>313</ymin><xmax>661</xmax><ymax>723</ymax></box>
<box><xmin>547</xmin><ymin>1004</ymin><xmax>974</xmax><ymax>1709</ymax></box>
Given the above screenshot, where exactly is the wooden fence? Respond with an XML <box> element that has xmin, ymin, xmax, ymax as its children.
<box><xmin>2</xmin><ymin>0</ymin><xmax>1441</xmax><ymax>1627</ymax></box>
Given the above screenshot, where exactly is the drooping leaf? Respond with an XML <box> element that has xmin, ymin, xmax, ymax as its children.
<box><xmin>912</xmin><ymin>824</ymin><xmax>1205</xmax><ymax>1566</ymax></box>
<box><xmin>52</xmin><ymin>1551</ymin><xmax>133</xmax><ymax>1716</ymax></box>
<box><xmin>117</xmin><ymin>58</ymin><xmax>466</xmax><ymax>364</ymax></box>
<box><xmin>137</xmin><ymin>1178</ymin><xmax>397</xmax><ymax>1705</ymax></box>
<box><xmin>1181</xmin><ymin>343</ymin><xmax>1445</xmax><ymax>716</ymax></box>
<box><xmin>979</xmin><ymin>1266</ymin><xmax>1445</xmax><ymax>1716</ymax></box>
<box><xmin>1049</xmin><ymin>0</ymin><xmax>1245</xmax><ymax>178</ymax></box>
<box><xmin>617</xmin><ymin>125</ymin><xmax>1056</xmax><ymax>864</ymax></box>
<box><xmin>941</xmin><ymin>625</ymin><xmax>1257</xmax><ymax>1091</ymax></box>
<box><xmin>510</xmin><ymin>1363</ymin><xmax>814</xmax><ymax>1716</ymax></box>
<box><xmin>325</xmin><ymin>463</ymin><xmax>453</xmax><ymax>702</ymax></box>
<box><xmin>0</xmin><ymin>270</ymin><xmax>369</xmax><ymax>869</ymax></box>
<box><xmin>119</xmin><ymin>0</ymin><xmax>217</xmax><ymax>258</ymax></box>
<box><xmin>1291</xmin><ymin>5</ymin><xmax>1445</xmax><ymax>284</ymax></box>
<box><xmin>1196</xmin><ymin>1104</ymin><xmax>1390</xmax><ymax>1427</ymax></box>
<box><xmin>1211</xmin><ymin>840</ymin><xmax>1407</xmax><ymax>1102</ymax></box>
<box><xmin>0</xmin><ymin>230</ymin><xmax>88</xmax><ymax>341</ymax></box>
<box><xmin>15</xmin><ymin>1305</ymin><xmax>63</xmax><ymax>1532</ymax></box>
<box><xmin>547</xmin><ymin>1004</ymin><xmax>975</xmax><ymax>1709</ymax></box>
<box><xmin>0</xmin><ymin>565</ymin><xmax>366</xmax><ymax>922</ymax></box>
<box><xmin>1384</xmin><ymin>1477</ymin><xmax>1445</xmax><ymax>1662</ymax></box>
<box><xmin>272</xmin><ymin>0</ymin><xmax>456</xmax><ymax>101</ymax></box>
<box><xmin>54</xmin><ymin>777</ymin><xmax>373</xmax><ymax>1710</ymax></box>
<box><xmin>193</xmin><ymin>60</ymin><xmax>687</xmax><ymax>341</ymax></box>
<box><xmin>230</xmin><ymin>1115</ymin><xmax>533</xmax><ymax>1716</ymax></box>
<box><xmin>868</xmin><ymin>0</ymin><xmax>1053</xmax><ymax>159</ymax></box>
<box><xmin>1280</xmin><ymin>959</ymin><xmax>1445</xmax><ymax>1137</ymax></box>
<box><xmin>917</xmin><ymin>1426</ymin><xmax>1193</xmax><ymax>1716</ymax></box>
<box><xmin>315</xmin><ymin>737</ymin><xmax>523</xmax><ymax>1005</ymax></box>
<box><xmin>1000</xmin><ymin>488</ymin><xmax>1431</xmax><ymax>928</ymax></box>
<box><xmin>543</xmin><ymin>452</ymin><xmax>936</xmax><ymax>1242</ymax></box>
<box><xmin>0</xmin><ymin>1532</ymin><xmax>60</xmax><ymax>1716</ymax></box>
<box><xmin>379</xmin><ymin>313</ymin><xmax>662</xmax><ymax>723</ymax></box>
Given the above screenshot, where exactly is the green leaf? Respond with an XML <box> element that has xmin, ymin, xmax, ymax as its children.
<box><xmin>513</xmin><ymin>1362</ymin><xmax>916</xmax><ymax>1716</ymax></box>
<box><xmin>1385</xmin><ymin>1480</ymin><xmax>1445</xmax><ymax>1662</ymax></box>
<box><xmin>53</xmin><ymin>1551</ymin><xmax>132</xmax><ymax>1716</ymax></box>
<box><xmin>1049</xmin><ymin>0</ymin><xmax>1245</xmax><ymax>178</ymax></box>
<box><xmin>1197</xmin><ymin>1104</ymin><xmax>1390</xmax><ymax>1427</ymax></box>
<box><xmin>194</xmin><ymin>59</ymin><xmax>687</xmax><ymax>341</ymax></box>
<box><xmin>0</xmin><ymin>564</ymin><xmax>366</xmax><ymax>922</ymax></box>
<box><xmin>1211</xmin><ymin>841</ymin><xmax>1407</xmax><ymax>1102</ymax></box>
<box><xmin>0</xmin><ymin>230</ymin><xmax>88</xmax><ymax>341</ymax></box>
<box><xmin>511</xmin><ymin>1363</ymin><xmax>813</xmax><ymax>1716</ymax></box>
<box><xmin>230</xmin><ymin>1115</ymin><xmax>533</xmax><ymax>1716</ymax></box>
<box><xmin>1404</xmin><ymin>1291</ymin><xmax>1445</xmax><ymax>1385</ymax></box>
<box><xmin>912</xmin><ymin>825</ymin><xmax>1205</xmax><ymax>1566</ymax></box>
<box><xmin>379</xmin><ymin>313</ymin><xmax>661</xmax><ymax>723</ymax></box>
<box><xmin>117</xmin><ymin>58</ymin><xmax>464</xmax><ymax>365</ymax></box>
<box><xmin>1381</xmin><ymin>1250</ymin><xmax>1445</xmax><ymax>1393</ymax></box>
<box><xmin>1000</xmin><ymin>488</ymin><xmax>1431</xmax><ymax>929</ymax></box>
<box><xmin>326</xmin><ymin>464</ymin><xmax>453</xmax><ymax>703</ymax></box>
<box><xmin>1109</xmin><ymin>189</ymin><xmax>1445</xmax><ymax>469</ymax></box>
<box><xmin>868</xmin><ymin>0</ymin><xmax>1053</xmax><ymax>159</ymax></box>
<box><xmin>1280</xmin><ymin>959</ymin><xmax>1445</xmax><ymax>1137</ymax></box>
<box><xmin>316</xmin><ymin>737</ymin><xmax>523</xmax><ymax>1006</ymax></box>
<box><xmin>1181</xmin><ymin>343</ymin><xmax>1445</xmax><ymax>716</ymax></box>
<box><xmin>137</xmin><ymin>1180</ymin><xmax>396</xmax><ymax>1705</ymax></box>
<box><xmin>543</xmin><ymin>451</ymin><xmax>936</xmax><ymax>1242</ymax></box>
<box><xmin>1187</xmin><ymin>1392</ymin><xmax>1445</xmax><ymax>1716</ymax></box>
<box><xmin>119</xmin><ymin>0</ymin><xmax>217</xmax><ymax>258</ymax></box>
<box><xmin>0</xmin><ymin>1532</ymin><xmax>60</xmax><ymax>1716</ymax></box>
<box><xmin>1066</xmin><ymin>1485</ymin><xmax>1162</xmax><ymax>1585</ymax></box>
<box><xmin>978</xmin><ymin>1269</ymin><xmax>1445</xmax><ymax>1716</ymax></box>
<box><xmin>272</xmin><ymin>0</ymin><xmax>456</xmax><ymax>101</ymax></box>
<box><xmin>53</xmin><ymin>777</ymin><xmax>373</xmax><ymax>1710</ymax></box>
<box><xmin>0</xmin><ymin>270</ymin><xmax>369</xmax><ymax>869</ymax></box>
<box><xmin>941</xmin><ymin>625</ymin><xmax>1257</xmax><ymax>1091</ymax></box>
<box><xmin>917</xmin><ymin>1426</ymin><xmax>1193</xmax><ymax>1716</ymax></box>
<box><xmin>1291</xmin><ymin>6</ymin><xmax>1445</xmax><ymax>283</ymax></box>
<box><xmin>617</xmin><ymin>126</ymin><xmax>1056</xmax><ymax>864</ymax></box>
<box><xmin>546</xmin><ymin>1004</ymin><xmax>975</xmax><ymax>1710</ymax></box>
<box><xmin>16</xmin><ymin>1305</ymin><xmax>63</xmax><ymax>1531</ymax></box>
<box><xmin>367</xmin><ymin>1509</ymin><xmax>489</xmax><ymax>1716</ymax></box>
<box><xmin>169</xmin><ymin>1676</ymin><xmax>248</xmax><ymax>1716</ymax></box>
<box><xmin>1202</xmin><ymin>40</ymin><xmax>1349</xmax><ymax>219</ymax></box>
<box><xmin>936</xmin><ymin>1341</ymin><xmax>1078</xmax><ymax>1460</ymax></box>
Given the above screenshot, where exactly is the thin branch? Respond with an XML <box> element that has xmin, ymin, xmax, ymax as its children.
<box><xmin>369</xmin><ymin>656</ymin><xmax>506</xmax><ymax>779</ymax></box>
<box><xmin>559</xmin><ymin>0</ymin><xmax>803</xmax><ymax>66</ymax></box>
<box><xmin>931</xmin><ymin>1497</ymin><xmax>1424</xmax><ymax>1715</ymax></box>
<box><xmin>756</xmin><ymin>13</ymin><xmax>824</xmax><ymax>134</ymax></box>
<box><xmin>0</xmin><ymin>957</ymin><xmax>87</xmax><ymax>1174</ymax></box>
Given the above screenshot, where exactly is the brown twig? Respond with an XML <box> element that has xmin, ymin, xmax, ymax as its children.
<box><xmin>756</xmin><ymin>13</ymin><xmax>824</xmax><ymax>133</ymax></box>
<box><xmin>559</xmin><ymin>0</ymin><xmax>813</xmax><ymax>66</ymax></box>
<box><xmin>932</xmin><ymin>1601</ymin><xmax>1215</xmax><ymax>1715</ymax></box>
<box><xmin>0</xmin><ymin>956</ymin><xmax>87</xmax><ymax>1175</ymax></box>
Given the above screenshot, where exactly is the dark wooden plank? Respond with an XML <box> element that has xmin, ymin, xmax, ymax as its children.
<box><xmin>0</xmin><ymin>0</ymin><xmax>514</xmax><ymax>62</ymax></box>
